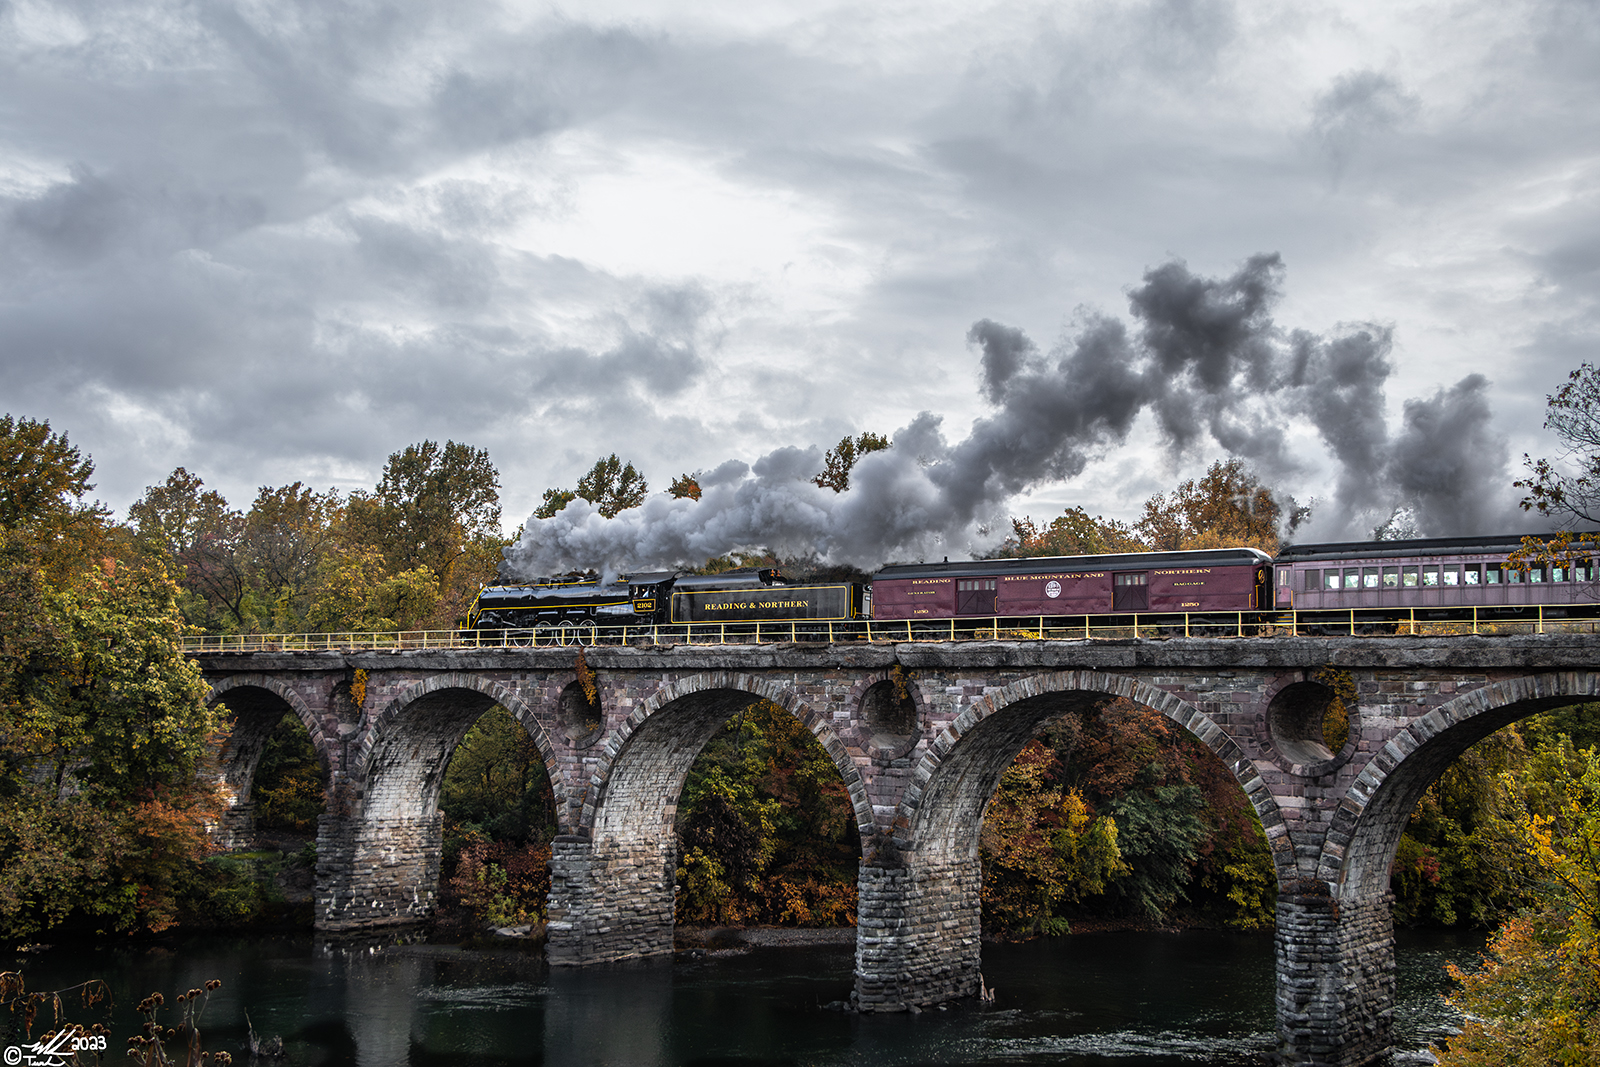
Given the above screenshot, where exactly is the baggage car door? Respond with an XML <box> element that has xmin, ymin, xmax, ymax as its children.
<box><xmin>1112</xmin><ymin>571</ymin><xmax>1148</xmax><ymax>611</ymax></box>
<box><xmin>956</xmin><ymin>578</ymin><xmax>997</xmax><ymax>615</ymax></box>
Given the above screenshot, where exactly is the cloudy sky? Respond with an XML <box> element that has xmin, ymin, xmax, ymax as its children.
<box><xmin>3</xmin><ymin>0</ymin><xmax>1596</xmax><ymax>560</ymax></box>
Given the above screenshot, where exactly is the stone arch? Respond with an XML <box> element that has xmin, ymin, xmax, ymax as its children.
<box><xmin>897</xmin><ymin>670</ymin><xmax>1289</xmax><ymax>876</ymax></box>
<box><xmin>205</xmin><ymin>675</ymin><xmax>330</xmax><ymax>807</ymax></box>
<box><xmin>206</xmin><ymin>675</ymin><xmax>333</xmax><ymax>850</ymax></box>
<box><xmin>546</xmin><ymin>672</ymin><xmax>872</xmax><ymax>966</ymax></box>
<box><xmin>581</xmin><ymin>671</ymin><xmax>873</xmax><ymax>842</ymax></box>
<box><xmin>353</xmin><ymin>673</ymin><xmax>564</xmax><ymax>822</ymax></box>
<box><xmin>1317</xmin><ymin>671</ymin><xmax>1600</xmax><ymax>896</ymax></box>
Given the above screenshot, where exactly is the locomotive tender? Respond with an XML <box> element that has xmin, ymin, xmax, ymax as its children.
<box><xmin>465</xmin><ymin>532</ymin><xmax>1599</xmax><ymax>642</ymax></box>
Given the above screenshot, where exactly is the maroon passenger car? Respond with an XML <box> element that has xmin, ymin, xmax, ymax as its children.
<box><xmin>871</xmin><ymin>548</ymin><xmax>1272</xmax><ymax>622</ymax></box>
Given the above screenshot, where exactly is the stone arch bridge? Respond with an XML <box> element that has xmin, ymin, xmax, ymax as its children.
<box><xmin>192</xmin><ymin>635</ymin><xmax>1600</xmax><ymax>1067</ymax></box>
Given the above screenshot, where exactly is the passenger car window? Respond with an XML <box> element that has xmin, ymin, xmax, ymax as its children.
<box><xmin>1442</xmin><ymin>566</ymin><xmax>1459</xmax><ymax>586</ymax></box>
<box><xmin>1362</xmin><ymin>568</ymin><xmax>1379</xmax><ymax>588</ymax></box>
<box><xmin>1344</xmin><ymin>569</ymin><xmax>1360</xmax><ymax>589</ymax></box>
<box><xmin>1382</xmin><ymin>567</ymin><xmax>1398</xmax><ymax>588</ymax></box>
<box><xmin>1403</xmin><ymin>567</ymin><xmax>1419</xmax><ymax>588</ymax></box>
<box><xmin>1463</xmin><ymin>566</ymin><xmax>1480</xmax><ymax>585</ymax></box>
<box><xmin>1422</xmin><ymin>566</ymin><xmax>1439</xmax><ymax>587</ymax></box>
<box><xmin>1486</xmin><ymin>565</ymin><xmax>1501</xmax><ymax>584</ymax></box>
<box><xmin>1325</xmin><ymin>571</ymin><xmax>1340</xmax><ymax>591</ymax></box>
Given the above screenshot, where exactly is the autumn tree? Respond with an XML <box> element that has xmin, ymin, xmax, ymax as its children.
<box><xmin>130</xmin><ymin>470</ymin><xmax>255</xmax><ymax>630</ymax></box>
<box><xmin>0</xmin><ymin>559</ymin><xmax>235</xmax><ymax>937</ymax></box>
<box><xmin>675</xmin><ymin>700</ymin><xmax>858</xmax><ymax>927</ymax></box>
<box><xmin>999</xmin><ymin>461</ymin><xmax>1299</xmax><ymax>560</ymax></box>
<box><xmin>241</xmin><ymin>483</ymin><xmax>343</xmax><ymax>630</ymax></box>
<box><xmin>436</xmin><ymin>706</ymin><xmax>557</xmax><ymax>930</ymax></box>
<box><xmin>1137</xmin><ymin>459</ymin><xmax>1299</xmax><ymax>553</ymax></box>
<box><xmin>0</xmin><ymin>423</ymin><xmax>233</xmax><ymax>938</ymax></box>
<box><xmin>668</xmin><ymin>473</ymin><xmax>702</xmax><ymax>500</ymax></box>
<box><xmin>1510</xmin><ymin>362</ymin><xmax>1600</xmax><ymax>571</ymax></box>
<box><xmin>814</xmin><ymin>431</ymin><xmax>890</xmax><ymax>493</ymax></box>
<box><xmin>1003</xmin><ymin>508</ymin><xmax>1144</xmax><ymax>558</ymax></box>
<box><xmin>342</xmin><ymin>440</ymin><xmax>504</xmax><ymax>629</ymax></box>
<box><xmin>0</xmin><ymin>416</ymin><xmax>114</xmax><ymax>577</ymax></box>
<box><xmin>1517</xmin><ymin>361</ymin><xmax>1600</xmax><ymax>525</ymax></box>
<box><xmin>1433</xmin><ymin>742</ymin><xmax>1600</xmax><ymax>1066</ymax></box>
<box><xmin>980</xmin><ymin>740</ymin><xmax>1127</xmax><ymax>938</ymax></box>
<box><xmin>347</xmin><ymin>440</ymin><xmax>500</xmax><ymax>582</ymax></box>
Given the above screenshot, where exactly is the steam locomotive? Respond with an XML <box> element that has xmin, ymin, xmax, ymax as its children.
<box><xmin>464</xmin><ymin>532</ymin><xmax>1600</xmax><ymax>643</ymax></box>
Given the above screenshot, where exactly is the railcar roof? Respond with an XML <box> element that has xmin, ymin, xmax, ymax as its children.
<box><xmin>874</xmin><ymin>547</ymin><xmax>1270</xmax><ymax>581</ymax></box>
<box><xmin>1275</xmin><ymin>532</ymin><xmax>1600</xmax><ymax>563</ymax></box>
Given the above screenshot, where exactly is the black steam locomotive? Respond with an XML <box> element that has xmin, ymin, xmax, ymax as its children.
<box><xmin>464</xmin><ymin>532</ymin><xmax>1600</xmax><ymax>643</ymax></box>
<box><xmin>465</xmin><ymin>567</ymin><xmax>866</xmax><ymax>644</ymax></box>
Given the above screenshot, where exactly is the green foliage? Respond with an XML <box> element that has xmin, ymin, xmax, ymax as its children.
<box><xmin>437</xmin><ymin>707</ymin><xmax>556</xmax><ymax>929</ymax></box>
<box><xmin>537</xmin><ymin>454</ymin><xmax>650</xmax><ymax>519</ymax></box>
<box><xmin>1002</xmin><ymin>697</ymin><xmax>1277</xmax><ymax>931</ymax></box>
<box><xmin>0</xmin><ymin>415</ymin><xmax>99</xmax><ymax>534</ymax></box>
<box><xmin>813</xmin><ymin>432</ymin><xmax>890</xmax><ymax>493</ymax></box>
<box><xmin>0</xmin><ymin>425</ymin><xmax>231</xmax><ymax>941</ymax></box>
<box><xmin>675</xmin><ymin>700</ymin><xmax>858</xmax><ymax>926</ymax></box>
<box><xmin>534</xmin><ymin>488</ymin><xmax>577</xmax><ymax>519</ymax></box>
<box><xmin>1434</xmin><ymin>743</ymin><xmax>1600</xmax><ymax>1066</ymax></box>
<box><xmin>130</xmin><ymin>437</ymin><xmax>505</xmax><ymax>635</ymax></box>
<box><xmin>1103</xmin><ymin>771</ymin><xmax>1208</xmax><ymax>921</ymax></box>
<box><xmin>0</xmin><ymin>555</ymin><xmax>221</xmax><ymax>801</ymax></box>
<box><xmin>0</xmin><ymin>415</ymin><xmax>114</xmax><ymax>580</ymax></box>
<box><xmin>439</xmin><ymin>706</ymin><xmax>555</xmax><ymax>844</ymax></box>
<box><xmin>356</xmin><ymin>439</ymin><xmax>501</xmax><ymax>577</ymax></box>
<box><xmin>447</xmin><ymin>831</ymin><xmax>551</xmax><ymax>928</ymax></box>
<box><xmin>252</xmin><ymin>714</ymin><xmax>325</xmax><ymax>835</ymax></box>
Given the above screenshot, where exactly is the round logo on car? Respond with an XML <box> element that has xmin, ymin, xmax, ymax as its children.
<box><xmin>1045</xmin><ymin>580</ymin><xmax>1061</xmax><ymax>598</ymax></box>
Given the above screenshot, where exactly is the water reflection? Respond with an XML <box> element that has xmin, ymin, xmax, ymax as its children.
<box><xmin>1</xmin><ymin>927</ymin><xmax>1475</xmax><ymax>1067</ymax></box>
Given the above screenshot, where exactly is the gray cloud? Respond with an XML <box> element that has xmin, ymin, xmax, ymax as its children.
<box><xmin>0</xmin><ymin>0</ymin><xmax>1590</xmax><ymax>540</ymax></box>
<box><xmin>1312</xmin><ymin>70</ymin><xmax>1420</xmax><ymax>182</ymax></box>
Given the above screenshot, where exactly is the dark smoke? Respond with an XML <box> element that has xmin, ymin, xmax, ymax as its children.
<box><xmin>501</xmin><ymin>255</ymin><xmax>1515</xmax><ymax>577</ymax></box>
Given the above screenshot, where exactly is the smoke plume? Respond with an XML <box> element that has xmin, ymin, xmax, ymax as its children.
<box><xmin>501</xmin><ymin>254</ymin><xmax>1514</xmax><ymax>577</ymax></box>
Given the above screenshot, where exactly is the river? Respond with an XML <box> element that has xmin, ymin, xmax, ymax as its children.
<box><xmin>3</xmin><ymin>927</ymin><xmax>1476</xmax><ymax>1066</ymax></box>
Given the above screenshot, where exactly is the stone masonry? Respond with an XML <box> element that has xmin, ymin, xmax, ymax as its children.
<box><xmin>193</xmin><ymin>634</ymin><xmax>1600</xmax><ymax>1067</ymax></box>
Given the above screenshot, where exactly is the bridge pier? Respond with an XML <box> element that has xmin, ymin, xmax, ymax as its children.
<box><xmin>1275</xmin><ymin>886</ymin><xmax>1394</xmax><ymax>1067</ymax></box>
<box><xmin>315</xmin><ymin>812</ymin><xmax>442</xmax><ymax>930</ymax></box>
<box><xmin>545</xmin><ymin>834</ymin><xmax>678</xmax><ymax>964</ymax></box>
<box><xmin>854</xmin><ymin>857</ymin><xmax>982</xmax><ymax>1010</ymax></box>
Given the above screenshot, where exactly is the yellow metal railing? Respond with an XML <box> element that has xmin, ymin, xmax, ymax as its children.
<box><xmin>179</xmin><ymin>604</ymin><xmax>1600</xmax><ymax>653</ymax></box>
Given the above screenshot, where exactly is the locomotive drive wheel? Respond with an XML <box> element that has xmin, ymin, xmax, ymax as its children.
<box><xmin>577</xmin><ymin>620</ymin><xmax>598</xmax><ymax>645</ymax></box>
<box><xmin>557</xmin><ymin>621</ymin><xmax>577</xmax><ymax>646</ymax></box>
<box><xmin>534</xmin><ymin>623</ymin><xmax>556</xmax><ymax>646</ymax></box>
